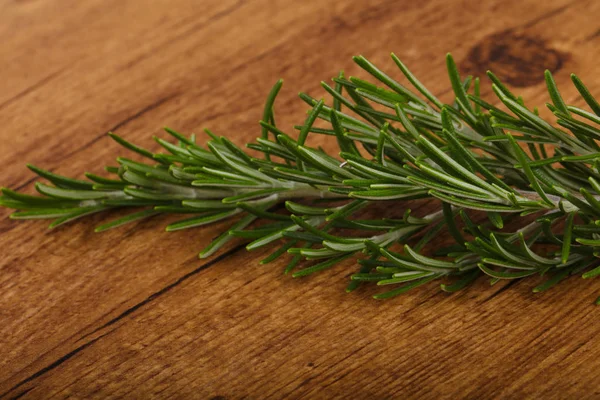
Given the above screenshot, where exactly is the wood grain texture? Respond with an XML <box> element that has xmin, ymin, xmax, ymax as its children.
<box><xmin>1</xmin><ymin>0</ymin><xmax>599</xmax><ymax>398</ymax></box>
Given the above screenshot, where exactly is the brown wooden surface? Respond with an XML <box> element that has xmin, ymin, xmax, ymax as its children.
<box><xmin>1</xmin><ymin>1</ymin><xmax>599</xmax><ymax>398</ymax></box>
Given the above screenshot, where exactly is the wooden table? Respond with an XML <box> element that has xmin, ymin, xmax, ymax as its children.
<box><xmin>1</xmin><ymin>1</ymin><xmax>599</xmax><ymax>398</ymax></box>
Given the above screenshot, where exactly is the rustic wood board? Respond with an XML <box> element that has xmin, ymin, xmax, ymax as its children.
<box><xmin>1</xmin><ymin>0</ymin><xmax>599</xmax><ymax>398</ymax></box>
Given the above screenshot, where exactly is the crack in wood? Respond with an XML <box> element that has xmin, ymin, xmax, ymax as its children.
<box><xmin>0</xmin><ymin>69</ymin><xmax>65</xmax><ymax>112</ymax></box>
<box><xmin>520</xmin><ymin>0</ymin><xmax>577</xmax><ymax>29</ymax></box>
<box><xmin>8</xmin><ymin>386</ymin><xmax>34</xmax><ymax>400</ymax></box>
<box><xmin>0</xmin><ymin>329</ymin><xmax>116</xmax><ymax>399</ymax></box>
<box><xmin>1</xmin><ymin>243</ymin><xmax>247</xmax><ymax>398</ymax></box>
<box><xmin>77</xmin><ymin>243</ymin><xmax>247</xmax><ymax>341</ymax></box>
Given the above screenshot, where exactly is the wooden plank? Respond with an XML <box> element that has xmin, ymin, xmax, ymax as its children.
<box><xmin>1</xmin><ymin>0</ymin><xmax>599</xmax><ymax>398</ymax></box>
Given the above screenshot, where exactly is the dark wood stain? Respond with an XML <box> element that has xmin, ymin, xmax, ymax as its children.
<box><xmin>462</xmin><ymin>30</ymin><xmax>568</xmax><ymax>87</ymax></box>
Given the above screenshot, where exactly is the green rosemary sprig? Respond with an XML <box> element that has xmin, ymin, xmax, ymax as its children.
<box><xmin>3</xmin><ymin>53</ymin><xmax>600</xmax><ymax>303</ymax></box>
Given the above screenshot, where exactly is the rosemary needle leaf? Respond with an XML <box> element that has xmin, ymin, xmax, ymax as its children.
<box><xmin>2</xmin><ymin>187</ymin><xmax>75</xmax><ymax>206</ymax></box>
<box><xmin>331</xmin><ymin>108</ymin><xmax>360</xmax><ymax>156</ymax></box>
<box><xmin>582</xmin><ymin>264</ymin><xmax>600</xmax><ymax>279</ymax></box>
<box><xmin>108</xmin><ymin>132</ymin><xmax>160</xmax><ymax>162</ymax></box>
<box><xmin>297</xmin><ymin>99</ymin><xmax>325</xmax><ymax>147</ymax></box>
<box><xmin>440</xmin><ymin>270</ymin><xmax>480</xmax><ymax>293</ymax></box>
<box><xmin>534</xmin><ymin>267</ymin><xmax>572</xmax><ymax>293</ymax></box>
<box><xmin>292</xmin><ymin>253</ymin><xmax>354</xmax><ymax>278</ymax></box>
<box><xmin>507</xmin><ymin>135</ymin><xmax>554</xmax><ymax>206</ymax></box>
<box><xmin>544</xmin><ymin>70</ymin><xmax>570</xmax><ymax>116</ymax></box>
<box><xmin>391</xmin><ymin>52</ymin><xmax>443</xmax><ymax>109</ymax></box>
<box><xmin>27</xmin><ymin>164</ymin><xmax>94</xmax><ymax>190</ymax></box>
<box><xmin>353</xmin><ymin>55</ymin><xmax>426</xmax><ymax>108</ymax></box>
<box><xmin>222</xmin><ymin>188</ymin><xmax>288</xmax><ymax>204</ymax></box>
<box><xmin>561</xmin><ymin>212</ymin><xmax>575</xmax><ymax>264</ymax></box>
<box><xmin>488</xmin><ymin>211</ymin><xmax>504</xmax><ymax>229</ymax></box>
<box><xmin>95</xmin><ymin>209</ymin><xmax>159</xmax><ymax>232</ymax></box>
<box><xmin>570</xmin><ymin>74</ymin><xmax>600</xmax><ymax>117</ymax></box>
<box><xmin>351</xmin><ymin>273</ymin><xmax>393</xmax><ymax>282</ymax></box>
<box><xmin>199</xmin><ymin>213</ymin><xmax>258</xmax><ymax>259</ymax></box>
<box><xmin>260</xmin><ymin>240</ymin><xmax>298</xmax><ymax>265</ymax></box>
<box><xmin>284</xmin><ymin>201</ymin><xmax>328</xmax><ymax>216</ymax></box>
<box><xmin>377</xmin><ymin>271</ymin><xmax>433</xmax><ymax>285</ymax></box>
<box><xmin>284</xmin><ymin>252</ymin><xmax>305</xmax><ymax>275</ymax></box>
<box><xmin>237</xmin><ymin>202</ymin><xmax>289</xmax><ymax>221</ymax></box>
<box><xmin>261</xmin><ymin>79</ymin><xmax>284</xmax><ymax>141</ymax></box>
<box><xmin>11</xmin><ymin>208</ymin><xmax>81</xmax><ymax>219</ymax></box>
<box><xmin>154</xmin><ymin>206</ymin><xmax>203</xmax><ymax>214</ymax></box>
<box><xmin>246</xmin><ymin>224</ymin><xmax>301</xmax><ymax>251</ymax></box>
<box><xmin>166</xmin><ymin>210</ymin><xmax>240</xmax><ymax>232</ymax></box>
<box><xmin>403</xmin><ymin>245</ymin><xmax>457</xmax><ymax>269</ymax></box>
<box><xmin>35</xmin><ymin>182</ymin><xmax>118</xmax><ymax>200</ymax></box>
<box><xmin>48</xmin><ymin>206</ymin><xmax>108</xmax><ymax>229</ymax></box>
<box><xmin>163</xmin><ymin>127</ymin><xmax>195</xmax><ymax>146</ymax></box>
<box><xmin>575</xmin><ymin>238</ymin><xmax>600</xmax><ymax>246</ymax></box>
<box><xmin>486</xmin><ymin>70</ymin><xmax>518</xmax><ymax>101</ymax></box>
<box><xmin>446</xmin><ymin>53</ymin><xmax>474</xmax><ymax>117</ymax></box>
<box><xmin>85</xmin><ymin>172</ymin><xmax>127</xmax><ymax>186</ymax></box>
<box><xmin>478</xmin><ymin>263</ymin><xmax>538</xmax><ymax>279</ymax></box>
<box><xmin>373</xmin><ymin>274</ymin><xmax>439</xmax><ymax>300</ymax></box>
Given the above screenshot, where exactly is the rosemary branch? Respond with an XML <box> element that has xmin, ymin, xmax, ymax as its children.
<box><xmin>3</xmin><ymin>53</ymin><xmax>600</xmax><ymax>303</ymax></box>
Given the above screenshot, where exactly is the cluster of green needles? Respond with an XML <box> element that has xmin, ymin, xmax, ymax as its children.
<box><xmin>3</xmin><ymin>54</ymin><xmax>600</xmax><ymax>303</ymax></box>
